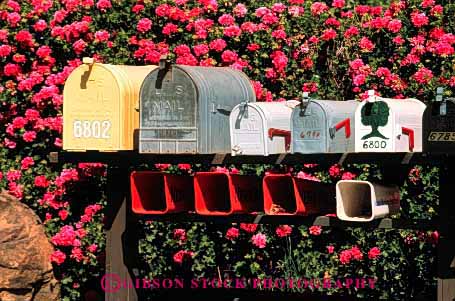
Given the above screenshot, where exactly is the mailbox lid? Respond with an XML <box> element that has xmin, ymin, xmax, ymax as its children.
<box><xmin>63</xmin><ymin>62</ymin><xmax>156</xmax><ymax>151</ymax></box>
<box><xmin>230</xmin><ymin>102</ymin><xmax>293</xmax><ymax>155</ymax></box>
<box><xmin>423</xmin><ymin>100</ymin><xmax>455</xmax><ymax>152</ymax></box>
<box><xmin>139</xmin><ymin>65</ymin><xmax>255</xmax><ymax>154</ymax></box>
<box><xmin>292</xmin><ymin>100</ymin><xmax>358</xmax><ymax>153</ymax></box>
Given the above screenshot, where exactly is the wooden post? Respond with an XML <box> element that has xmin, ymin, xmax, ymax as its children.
<box><xmin>438</xmin><ymin>158</ymin><xmax>455</xmax><ymax>301</ymax></box>
<box><xmin>105</xmin><ymin>167</ymin><xmax>138</xmax><ymax>301</ymax></box>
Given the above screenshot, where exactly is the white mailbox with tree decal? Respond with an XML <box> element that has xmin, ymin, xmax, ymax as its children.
<box><xmin>355</xmin><ymin>91</ymin><xmax>426</xmax><ymax>152</ymax></box>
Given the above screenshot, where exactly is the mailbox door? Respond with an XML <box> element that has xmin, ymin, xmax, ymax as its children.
<box><xmin>230</xmin><ymin>104</ymin><xmax>267</xmax><ymax>155</ymax></box>
<box><xmin>292</xmin><ymin>102</ymin><xmax>327</xmax><ymax>153</ymax></box>
<box><xmin>423</xmin><ymin>101</ymin><xmax>455</xmax><ymax>152</ymax></box>
<box><xmin>63</xmin><ymin>64</ymin><xmax>123</xmax><ymax>151</ymax></box>
<box><xmin>139</xmin><ymin>67</ymin><xmax>198</xmax><ymax>153</ymax></box>
<box><xmin>355</xmin><ymin>101</ymin><xmax>395</xmax><ymax>152</ymax></box>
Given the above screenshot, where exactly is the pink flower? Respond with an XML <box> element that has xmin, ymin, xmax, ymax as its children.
<box><xmin>359</xmin><ymin>37</ymin><xmax>375</xmax><ymax>52</ymax></box>
<box><xmin>95</xmin><ymin>30</ymin><xmax>110</xmax><ymax>42</ymax></box>
<box><xmin>226</xmin><ymin>227</ymin><xmax>240</xmax><ymax>240</ymax></box>
<box><xmin>88</xmin><ymin>244</ymin><xmax>98</xmax><ymax>253</ymax></box>
<box><xmin>7</xmin><ymin>12</ymin><xmax>21</xmax><ymax>27</ymax></box>
<box><xmin>341</xmin><ymin>172</ymin><xmax>356</xmax><ymax>180</ymax></box>
<box><xmin>137</xmin><ymin>18</ymin><xmax>152</xmax><ymax>33</ymax></box>
<box><xmin>21</xmin><ymin>157</ymin><xmax>34</xmax><ymax>170</ymax></box>
<box><xmin>413</xmin><ymin>67</ymin><xmax>433</xmax><ymax>84</ymax></box>
<box><xmin>209</xmin><ymin>38</ymin><xmax>227</xmax><ymax>52</ymax></box>
<box><xmin>163</xmin><ymin>23</ymin><xmax>179</xmax><ymax>35</ymax></box>
<box><xmin>7</xmin><ymin>170</ymin><xmax>21</xmax><ymax>182</ymax></box>
<box><xmin>311</xmin><ymin>2</ymin><xmax>328</xmax><ymax>15</ymax></box>
<box><xmin>173</xmin><ymin>229</ymin><xmax>187</xmax><ymax>241</ymax></box>
<box><xmin>221</xmin><ymin>50</ymin><xmax>238</xmax><ymax>63</ymax></box>
<box><xmin>0</xmin><ymin>45</ymin><xmax>12</xmax><ymax>57</ymax></box>
<box><xmin>193</xmin><ymin>44</ymin><xmax>209</xmax><ymax>56</ymax></box>
<box><xmin>387</xmin><ymin>19</ymin><xmax>402</xmax><ymax>33</ymax></box>
<box><xmin>71</xmin><ymin>247</ymin><xmax>84</xmax><ymax>262</ymax></box>
<box><xmin>251</xmin><ymin>233</ymin><xmax>267</xmax><ymax>248</ymax></box>
<box><xmin>23</xmin><ymin>131</ymin><xmax>37</xmax><ymax>142</ymax></box>
<box><xmin>296</xmin><ymin>171</ymin><xmax>320</xmax><ymax>182</ymax></box>
<box><xmin>50</xmin><ymin>250</ymin><xmax>66</xmax><ymax>265</ymax></box>
<box><xmin>272</xmin><ymin>3</ymin><xmax>287</xmax><ymax>14</ymax></box>
<box><xmin>276</xmin><ymin>225</ymin><xmax>292</xmax><ymax>237</ymax></box>
<box><xmin>233</xmin><ymin>3</ymin><xmax>247</xmax><ymax>17</ymax></box>
<box><xmin>33</xmin><ymin>20</ymin><xmax>48</xmax><ymax>32</ymax></box>
<box><xmin>72</xmin><ymin>39</ymin><xmax>87</xmax><ymax>54</ymax></box>
<box><xmin>240</xmin><ymin>223</ymin><xmax>258</xmax><ymax>233</ymax></box>
<box><xmin>271</xmin><ymin>50</ymin><xmax>288</xmax><ymax>72</ymax></box>
<box><xmin>218</xmin><ymin>14</ymin><xmax>235</xmax><ymax>26</ymax></box>
<box><xmin>173</xmin><ymin>250</ymin><xmax>194</xmax><ymax>264</ymax></box>
<box><xmin>327</xmin><ymin>245</ymin><xmax>335</xmax><ymax>254</ymax></box>
<box><xmin>368</xmin><ymin>247</ymin><xmax>381</xmax><ymax>259</ymax></box>
<box><xmin>411</xmin><ymin>11</ymin><xmax>429</xmax><ymax>27</ymax></box>
<box><xmin>309</xmin><ymin>225</ymin><xmax>322</xmax><ymax>235</ymax></box>
<box><xmin>353</xmin><ymin>74</ymin><xmax>366</xmax><ymax>86</ymax></box>
<box><xmin>96</xmin><ymin>0</ymin><xmax>112</xmax><ymax>11</ymax></box>
<box><xmin>51</xmin><ymin>225</ymin><xmax>78</xmax><ymax>246</ymax></box>
<box><xmin>223</xmin><ymin>25</ymin><xmax>241</xmax><ymax>37</ymax></box>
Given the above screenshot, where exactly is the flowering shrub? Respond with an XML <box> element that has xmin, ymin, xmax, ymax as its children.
<box><xmin>0</xmin><ymin>0</ymin><xmax>449</xmax><ymax>300</ymax></box>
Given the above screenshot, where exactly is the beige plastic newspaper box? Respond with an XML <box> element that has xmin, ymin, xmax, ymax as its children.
<box><xmin>63</xmin><ymin>58</ymin><xmax>156</xmax><ymax>151</ymax></box>
<box><xmin>336</xmin><ymin>180</ymin><xmax>400</xmax><ymax>222</ymax></box>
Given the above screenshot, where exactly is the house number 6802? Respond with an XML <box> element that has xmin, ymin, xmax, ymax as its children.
<box><xmin>73</xmin><ymin>120</ymin><xmax>111</xmax><ymax>139</ymax></box>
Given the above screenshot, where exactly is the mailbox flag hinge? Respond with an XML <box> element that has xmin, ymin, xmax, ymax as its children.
<box><xmin>401</xmin><ymin>127</ymin><xmax>414</xmax><ymax>152</ymax></box>
<box><xmin>330</xmin><ymin>118</ymin><xmax>351</xmax><ymax>139</ymax></box>
<box><xmin>268</xmin><ymin>128</ymin><xmax>291</xmax><ymax>151</ymax></box>
<box><xmin>241</xmin><ymin>101</ymin><xmax>249</xmax><ymax>118</ymax></box>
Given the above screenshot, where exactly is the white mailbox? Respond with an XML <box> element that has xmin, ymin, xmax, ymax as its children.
<box><xmin>355</xmin><ymin>91</ymin><xmax>426</xmax><ymax>152</ymax></box>
<box><xmin>230</xmin><ymin>101</ymin><xmax>298</xmax><ymax>156</ymax></box>
<box><xmin>291</xmin><ymin>97</ymin><xmax>359</xmax><ymax>153</ymax></box>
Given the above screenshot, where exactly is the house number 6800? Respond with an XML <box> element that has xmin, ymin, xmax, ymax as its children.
<box><xmin>73</xmin><ymin>120</ymin><xmax>111</xmax><ymax>139</ymax></box>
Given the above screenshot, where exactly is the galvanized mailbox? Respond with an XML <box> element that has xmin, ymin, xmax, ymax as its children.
<box><xmin>139</xmin><ymin>62</ymin><xmax>255</xmax><ymax>154</ymax></box>
<box><xmin>291</xmin><ymin>94</ymin><xmax>359</xmax><ymax>153</ymax></box>
<box><xmin>230</xmin><ymin>101</ymin><xmax>298</xmax><ymax>156</ymax></box>
<box><xmin>63</xmin><ymin>58</ymin><xmax>156</xmax><ymax>151</ymax></box>
<box><xmin>355</xmin><ymin>91</ymin><xmax>426</xmax><ymax>152</ymax></box>
<box><xmin>423</xmin><ymin>87</ymin><xmax>455</xmax><ymax>153</ymax></box>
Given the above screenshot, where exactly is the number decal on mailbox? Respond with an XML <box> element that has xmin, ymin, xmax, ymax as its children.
<box><xmin>362</xmin><ymin>140</ymin><xmax>387</xmax><ymax>149</ymax></box>
<box><xmin>73</xmin><ymin>120</ymin><xmax>111</xmax><ymax>139</ymax></box>
<box><xmin>428</xmin><ymin>132</ymin><xmax>455</xmax><ymax>141</ymax></box>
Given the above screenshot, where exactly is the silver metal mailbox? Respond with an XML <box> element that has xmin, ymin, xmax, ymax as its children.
<box><xmin>139</xmin><ymin>62</ymin><xmax>256</xmax><ymax>154</ymax></box>
<box><xmin>291</xmin><ymin>96</ymin><xmax>360</xmax><ymax>153</ymax></box>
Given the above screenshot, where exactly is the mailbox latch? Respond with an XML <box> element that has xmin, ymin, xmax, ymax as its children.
<box><xmin>299</xmin><ymin>92</ymin><xmax>310</xmax><ymax>117</ymax></box>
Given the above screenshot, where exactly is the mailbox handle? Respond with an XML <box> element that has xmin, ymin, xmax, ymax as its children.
<box><xmin>330</xmin><ymin>118</ymin><xmax>351</xmax><ymax>139</ymax></box>
<box><xmin>268</xmin><ymin>128</ymin><xmax>291</xmax><ymax>151</ymax></box>
<box><xmin>212</xmin><ymin>103</ymin><xmax>233</xmax><ymax>115</ymax></box>
<box><xmin>401</xmin><ymin>127</ymin><xmax>414</xmax><ymax>152</ymax></box>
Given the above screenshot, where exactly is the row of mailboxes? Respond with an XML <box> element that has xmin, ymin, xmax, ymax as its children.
<box><xmin>63</xmin><ymin>58</ymin><xmax>450</xmax><ymax>154</ymax></box>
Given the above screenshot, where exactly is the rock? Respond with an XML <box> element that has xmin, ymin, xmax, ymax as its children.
<box><xmin>0</xmin><ymin>191</ymin><xmax>60</xmax><ymax>301</ymax></box>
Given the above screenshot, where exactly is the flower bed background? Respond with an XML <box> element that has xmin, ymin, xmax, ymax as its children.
<box><xmin>0</xmin><ymin>0</ymin><xmax>452</xmax><ymax>300</ymax></box>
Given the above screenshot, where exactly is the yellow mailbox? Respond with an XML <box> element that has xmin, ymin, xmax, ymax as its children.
<box><xmin>63</xmin><ymin>58</ymin><xmax>156</xmax><ymax>151</ymax></box>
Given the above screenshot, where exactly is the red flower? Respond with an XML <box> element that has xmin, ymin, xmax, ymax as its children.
<box><xmin>368</xmin><ymin>247</ymin><xmax>381</xmax><ymax>259</ymax></box>
<box><xmin>351</xmin><ymin>246</ymin><xmax>363</xmax><ymax>260</ymax></box>
<box><xmin>218</xmin><ymin>14</ymin><xmax>235</xmax><ymax>26</ymax></box>
<box><xmin>339</xmin><ymin>249</ymin><xmax>352</xmax><ymax>264</ymax></box>
<box><xmin>59</xmin><ymin>209</ymin><xmax>69</xmax><ymax>221</ymax></box>
<box><xmin>321</xmin><ymin>29</ymin><xmax>337</xmax><ymax>41</ymax></box>
<box><xmin>327</xmin><ymin>245</ymin><xmax>335</xmax><ymax>254</ymax></box>
<box><xmin>226</xmin><ymin>227</ymin><xmax>239</xmax><ymax>240</ymax></box>
<box><xmin>221</xmin><ymin>50</ymin><xmax>238</xmax><ymax>63</ymax></box>
<box><xmin>23</xmin><ymin>131</ymin><xmax>37</xmax><ymax>142</ymax></box>
<box><xmin>276</xmin><ymin>225</ymin><xmax>292</xmax><ymax>237</ymax></box>
<box><xmin>95</xmin><ymin>30</ymin><xmax>110</xmax><ymax>42</ymax></box>
<box><xmin>209</xmin><ymin>39</ymin><xmax>227</xmax><ymax>52</ymax></box>
<box><xmin>387</xmin><ymin>19</ymin><xmax>402</xmax><ymax>33</ymax></box>
<box><xmin>332</xmin><ymin>0</ymin><xmax>345</xmax><ymax>8</ymax></box>
<box><xmin>72</xmin><ymin>39</ymin><xmax>87</xmax><ymax>54</ymax></box>
<box><xmin>311</xmin><ymin>2</ymin><xmax>328</xmax><ymax>15</ymax></box>
<box><xmin>341</xmin><ymin>172</ymin><xmax>356</xmax><ymax>180</ymax></box>
<box><xmin>50</xmin><ymin>250</ymin><xmax>66</xmax><ymax>265</ymax></box>
<box><xmin>329</xmin><ymin>164</ymin><xmax>341</xmax><ymax>177</ymax></box>
<box><xmin>240</xmin><ymin>223</ymin><xmax>258</xmax><ymax>233</ymax></box>
<box><xmin>309</xmin><ymin>225</ymin><xmax>322</xmax><ymax>235</ymax></box>
<box><xmin>173</xmin><ymin>229</ymin><xmax>187</xmax><ymax>242</ymax></box>
<box><xmin>163</xmin><ymin>23</ymin><xmax>179</xmax><ymax>36</ymax></box>
<box><xmin>173</xmin><ymin>250</ymin><xmax>194</xmax><ymax>264</ymax></box>
<box><xmin>0</xmin><ymin>45</ymin><xmax>12</xmax><ymax>57</ymax></box>
<box><xmin>223</xmin><ymin>25</ymin><xmax>241</xmax><ymax>37</ymax></box>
